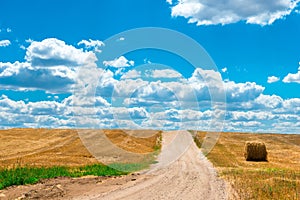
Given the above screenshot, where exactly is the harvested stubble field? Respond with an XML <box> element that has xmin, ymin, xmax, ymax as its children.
<box><xmin>0</xmin><ymin>128</ymin><xmax>161</xmax><ymax>168</ymax></box>
<box><xmin>0</xmin><ymin>128</ymin><xmax>161</xmax><ymax>198</ymax></box>
<box><xmin>195</xmin><ymin>131</ymin><xmax>300</xmax><ymax>200</ymax></box>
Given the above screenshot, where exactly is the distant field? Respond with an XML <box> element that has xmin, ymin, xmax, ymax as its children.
<box><xmin>195</xmin><ymin>131</ymin><xmax>300</xmax><ymax>199</ymax></box>
<box><xmin>0</xmin><ymin>128</ymin><xmax>161</xmax><ymax>168</ymax></box>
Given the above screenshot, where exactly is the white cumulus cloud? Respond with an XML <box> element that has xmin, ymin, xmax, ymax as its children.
<box><xmin>148</xmin><ymin>69</ymin><xmax>182</xmax><ymax>78</ymax></box>
<box><xmin>169</xmin><ymin>0</ymin><xmax>300</xmax><ymax>26</ymax></box>
<box><xmin>166</xmin><ymin>0</ymin><xmax>173</xmax><ymax>4</ymax></box>
<box><xmin>0</xmin><ymin>40</ymin><xmax>11</xmax><ymax>47</ymax></box>
<box><xmin>283</xmin><ymin>66</ymin><xmax>300</xmax><ymax>83</ymax></box>
<box><xmin>255</xmin><ymin>94</ymin><xmax>283</xmax><ymax>109</ymax></box>
<box><xmin>0</xmin><ymin>61</ymin><xmax>76</xmax><ymax>92</ymax></box>
<box><xmin>103</xmin><ymin>56</ymin><xmax>134</xmax><ymax>68</ymax></box>
<box><xmin>225</xmin><ymin>81</ymin><xmax>265</xmax><ymax>102</ymax></box>
<box><xmin>0</xmin><ymin>38</ymin><xmax>100</xmax><ymax>92</ymax></box>
<box><xmin>0</xmin><ymin>95</ymin><xmax>74</xmax><ymax>129</ymax></box>
<box><xmin>1</xmin><ymin>35</ymin><xmax>300</xmax><ymax>133</ymax></box>
<box><xmin>121</xmin><ymin>69</ymin><xmax>141</xmax><ymax>79</ymax></box>
<box><xmin>221</xmin><ymin>67</ymin><xmax>227</xmax><ymax>73</ymax></box>
<box><xmin>267</xmin><ymin>75</ymin><xmax>280</xmax><ymax>83</ymax></box>
<box><xmin>77</xmin><ymin>39</ymin><xmax>104</xmax><ymax>52</ymax></box>
<box><xmin>26</xmin><ymin>38</ymin><xmax>96</xmax><ymax>67</ymax></box>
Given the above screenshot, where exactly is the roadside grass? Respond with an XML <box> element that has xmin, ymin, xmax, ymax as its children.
<box><xmin>193</xmin><ymin>131</ymin><xmax>300</xmax><ymax>200</ymax></box>
<box><xmin>0</xmin><ymin>164</ymin><xmax>129</xmax><ymax>190</ymax></box>
<box><xmin>108</xmin><ymin>161</ymin><xmax>155</xmax><ymax>173</ymax></box>
<box><xmin>0</xmin><ymin>162</ymin><xmax>155</xmax><ymax>190</ymax></box>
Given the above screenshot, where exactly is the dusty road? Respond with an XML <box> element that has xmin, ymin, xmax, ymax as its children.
<box><xmin>77</xmin><ymin>130</ymin><xmax>228</xmax><ymax>200</ymax></box>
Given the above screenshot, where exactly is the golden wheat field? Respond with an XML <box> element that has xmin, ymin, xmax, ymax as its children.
<box><xmin>195</xmin><ymin>131</ymin><xmax>300</xmax><ymax>200</ymax></box>
<box><xmin>0</xmin><ymin>128</ymin><xmax>161</xmax><ymax>168</ymax></box>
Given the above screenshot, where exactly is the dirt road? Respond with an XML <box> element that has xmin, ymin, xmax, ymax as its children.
<box><xmin>77</xmin><ymin>130</ymin><xmax>228</xmax><ymax>200</ymax></box>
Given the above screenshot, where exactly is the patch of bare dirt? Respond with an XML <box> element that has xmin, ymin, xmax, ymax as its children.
<box><xmin>0</xmin><ymin>174</ymin><xmax>141</xmax><ymax>199</ymax></box>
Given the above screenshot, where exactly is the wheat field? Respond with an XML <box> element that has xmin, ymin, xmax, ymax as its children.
<box><xmin>195</xmin><ymin>131</ymin><xmax>300</xmax><ymax>200</ymax></box>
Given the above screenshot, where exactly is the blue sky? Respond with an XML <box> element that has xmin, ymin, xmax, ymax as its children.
<box><xmin>0</xmin><ymin>0</ymin><xmax>300</xmax><ymax>133</ymax></box>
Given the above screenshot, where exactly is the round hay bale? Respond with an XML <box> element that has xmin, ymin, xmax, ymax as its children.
<box><xmin>244</xmin><ymin>141</ymin><xmax>267</xmax><ymax>161</ymax></box>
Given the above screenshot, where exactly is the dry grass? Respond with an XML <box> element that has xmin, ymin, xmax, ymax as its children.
<box><xmin>194</xmin><ymin>131</ymin><xmax>300</xmax><ymax>200</ymax></box>
<box><xmin>104</xmin><ymin>129</ymin><xmax>161</xmax><ymax>154</ymax></box>
<box><xmin>0</xmin><ymin>129</ymin><xmax>161</xmax><ymax>168</ymax></box>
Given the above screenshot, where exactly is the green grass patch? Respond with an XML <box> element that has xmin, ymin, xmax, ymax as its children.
<box><xmin>108</xmin><ymin>162</ymin><xmax>149</xmax><ymax>172</ymax></box>
<box><xmin>108</xmin><ymin>154</ymin><xmax>160</xmax><ymax>173</ymax></box>
<box><xmin>0</xmin><ymin>164</ymin><xmax>128</xmax><ymax>190</ymax></box>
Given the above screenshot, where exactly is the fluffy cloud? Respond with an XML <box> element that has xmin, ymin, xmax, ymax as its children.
<box><xmin>132</xmin><ymin>81</ymin><xmax>177</xmax><ymax>102</ymax></box>
<box><xmin>271</xmin><ymin>121</ymin><xmax>300</xmax><ymax>133</ymax></box>
<box><xmin>0</xmin><ymin>40</ymin><xmax>11</xmax><ymax>47</ymax></box>
<box><xmin>147</xmin><ymin>69</ymin><xmax>182</xmax><ymax>78</ymax></box>
<box><xmin>283</xmin><ymin>66</ymin><xmax>300</xmax><ymax>83</ymax></box>
<box><xmin>230</xmin><ymin>121</ymin><xmax>262</xmax><ymax>127</ymax></box>
<box><xmin>267</xmin><ymin>76</ymin><xmax>280</xmax><ymax>83</ymax></box>
<box><xmin>115</xmin><ymin>68</ymin><xmax>264</xmax><ymax>107</ymax></box>
<box><xmin>187</xmin><ymin>68</ymin><xmax>225</xmax><ymax>101</ymax></box>
<box><xmin>103</xmin><ymin>56</ymin><xmax>134</xmax><ymax>68</ymax></box>
<box><xmin>169</xmin><ymin>0</ymin><xmax>300</xmax><ymax>26</ymax></box>
<box><xmin>225</xmin><ymin>81</ymin><xmax>264</xmax><ymax>102</ymax></box>
<box><xmin>0</xmin><ymin>61</ymin><xmax>76</xmax><ymax>92</ymax></box>
<box><xmin>229</xmin><ymin>110</ymin><xmax>273</xmax><ymax>121</ymax></box>
<box><xmin>111</xmin><ymin>107</ymin><xmax>149</xmax><ymax>120</ymax></box>
<box><xmin>77</xmin><ymin>39</ymin><xmax>104</xmax><ymax>52</ymax></box>
<box><xmin>0</xmin><ymin>94</ymin><xmax>71</xmax><ymax>116</ymax></box>
<box><xmin>0</xmin><ymin>38</ymin><xmax>100</xmax><ymax>92</ymax></box>
<box><xmin>282</xmin><ymin>98</ymin><xmax>300</xmax><ymax>114</ymax></box>
<box><xmin>189</xmin><ymin>68</ymin><xmax>224</xmax><ymax>90</ymax></box>
<box><xmin>0</xmin><ymin>95</ymin><xmax>74</xmax><ymax>129</ymax></box>
<box><xmin>121</xmin><ymin>70</ymin><xmax>141</xmax><ymax>79</ymax></box>
<box><xmin>0</xmin><ymin>35</ymin><xmax>299</xmax><ymax>133</ymax></box>
<box><xmin>150</xmin><ymin>109</ymin><xmax>213</xmax><ymax>122</ymax></box>
<box><xmin>111</xmin><ymin>79</ymin><xmax>152</xmax><ymax>103</ymax></box>
<box><xmin>1</xmin><ymin>89</ymin><xmax>300</xmax><ymax>133</ymax></box>
<box><xmin>0</xmin><ymin>95</ymin><xmax>26</xmax><ymax>113</ymax></box>
<box><xmin>74</xmin><ymin>65</ymin><xmax>109</xmax><ymax>98</ymax></box>
<box><xmin>26</xmin><ymin>38</ymin><xmax>96</xmax><ymax>67</ymax></box>
<box><xmin>166</xmin><ymin>0</ymin><xmax>172</xmax><ymax>4</ymax></box>
<box><xmin>255</xmin><ymin>94</ymin><xmax>283</xmax><ymax>109</ymax></box>
<box><xmin>221</xmin><ymin>67</ymin><xmax>227</xmax><ymax>73</ymax></box>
